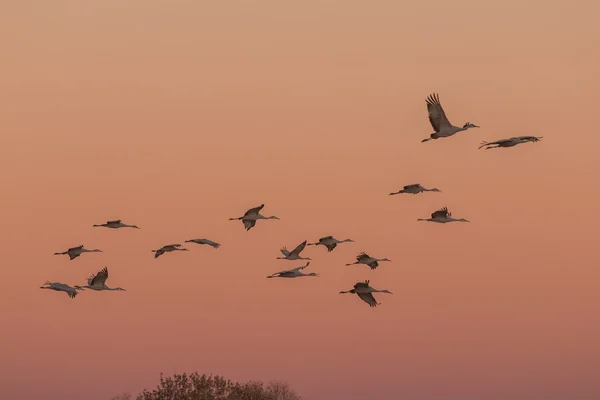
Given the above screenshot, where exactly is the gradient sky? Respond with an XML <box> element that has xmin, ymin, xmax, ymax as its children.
<box><xmin>2</xmin><ymin>1</ymin><xmax>600</xmax><ymax>399</ymax></box>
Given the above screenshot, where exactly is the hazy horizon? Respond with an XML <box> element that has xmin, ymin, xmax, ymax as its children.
<box><xmin>2</xmin><ymin>1</ymin><xmax>600</xmax><ymax>399</ymax></box>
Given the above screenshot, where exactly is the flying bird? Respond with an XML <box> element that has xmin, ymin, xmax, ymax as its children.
<box><xmin>339</xmin><ymin>280</ymin><xmax>393</xmax><ymax>307</ymax></box>
<box><xmin>266</xmin><ymin>261</ymin><xmax>318</xmax><ymax>278</ymax></box>
<box><xmin>93</xmin><ymin>219</ymin><xmax>140</xmax><ymax>229</ymax></box>
<box><xmin>307</xmin><ymin>236</ymin><xmax>354</xmax><ymax>252</ymax></box>
<box><xmin>228</xmin><ymin>204</ymin><xmax>280</xmax><ymax>231</ymax></box>
<box><xmin>277</xmin><ymin>240</ymin><xmax>311</xmax><ymax>260</ymax></box>
<box><xmin>79</xmin><ymin>267</ymin><xmax>126</xmax><ymax>291</ymax></box>
<box><xmin>422</xmin><ymin>93</ymin><xmax>479</xmax><ymax>142</ymax></box>
<box><xmin>40</xmin><ymin>281</ymin><xmax>83</xmax><ymax>299</ymax></box>
<box><xmin>479</xmin><ymin>136</ymin><xmax>542</xmax><ymax>150</ymax></box>
<box><xmin>418</xmin><ymin>207</ymin><xmax>469</xmax><ymax>223</ymax></box>
<box><xmin>151</xmin><ymin>244</ymin><xmax>189</xmax><ymax>258</ymax></box>
<box><xmin>54</xmin><ymin>245</ymin><xmax>102</xmax><ymax>260</ymax></box>
<box><xmin>184</xmin><ymin>238</ymin><xmax>221</xmax><ymax>249</ymax></box>
<box><xmin>345</xmin><ymin>252</ymin><xmax>391</xmax><ymax>270</ymax></box>
<box><xmin>389</xmin><ymin>184</ymin><xmax>441</xmax><ymax>195</ymax></box>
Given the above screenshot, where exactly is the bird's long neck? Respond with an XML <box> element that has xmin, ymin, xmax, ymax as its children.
<box><xmin>417</xmin><ymin>218</ymin><xmax>429</xmax><ymax>222</ymax></box>
<box><xmin>92</xmin><ymin>224</ymin><xmax>103</xmax><ymax>227</ymax></box>
<box><xmin>341</xmin><ymin>239</ymin><xmax>352</xmax><ymax>243</ymax></box>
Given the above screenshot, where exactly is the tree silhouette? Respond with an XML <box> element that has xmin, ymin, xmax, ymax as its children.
<box><xmin>131</xmin><ymin>372</ymin><xmax>302</xmax><ymax>400</ymax></box>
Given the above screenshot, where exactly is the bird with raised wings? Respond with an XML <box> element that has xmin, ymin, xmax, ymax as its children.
<box><xmin>389</xmin><ymin>183</ymin><xmax>441</xmax><ymax>195</ymax></box>
<box><xmin>228</xmin><ymin>204</ymin><xmax>280</xmax><ymax>231</ymax></box>
<box><xmin>339</xmin><ymin>280</ymin><xmax>393</xmax><ymax>307</ymax></box>
<box><xmin>266</xmin><ymin>261</ymin><xmax>318</xmax><ymax>278</ymax></box>
<box><xmin>479</xmin><ymin>136</ymin><xmax>542</xmax><ymax>150</ymax></box>
<box><xmin>345</xmin><ymin>252</ymin><xmax>391</xmax><ymax>270</ymax></box>
<box><xmin>422</xmin><ymin>93</ymin><xmax>479</xmax><ymax>142</ymax></box>
<box><xmin>79</xmin><ymin>267</ymin><xmax>126</xmax><ymax>291</ymax></box>
<box><xmin>277</xmin><ymin>240</ymin><xmax>311</xmax><ymax>260</ymax></box>
<box><xmin>417</xmin><ymin>207</ymin><xmax>469</xmax><ymax>223</ymax></box>
<box><xmin>40</xmin><ymin>282</ymin><xmax>83</xmax><ymax>299</ymax></box>
<box><xmin>184</xmin><ymin>238</ymin><xmax>221</xmax><ymax>249</ymax></box>
<box><xmin>307</xmin><ymin>236</ymin><xmax>354</xmax><ymax>252</ymax></box>
<box><xmin>93</xmin><ymin>219</ymin><xmax>140</xmax><ymax>229</ymax></box>
<box><xmin>54</xmin><ymin>245</ymin><xmax>103</xmax><ymax>260</ymax></box>
<box><xmin>151</xmin><ymin>244</ymin><xmax>189</xmax><ymax>258</ymax></box>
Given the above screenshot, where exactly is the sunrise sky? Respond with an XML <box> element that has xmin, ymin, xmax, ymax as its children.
<box><xmin>2</xmin><ymin>1</ymin><xmax>600</xmax><ymax>399</ymax></box>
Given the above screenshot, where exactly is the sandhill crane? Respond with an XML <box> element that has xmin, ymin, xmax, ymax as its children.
<box><xmin>339</xmin><ymin>280</ymin><xmax>393</xmax><ymax>307</ymax></box>
<box><xmin>277</xmin><ymin>240</ymin><xmax>311</xmax><ymax>260</ymax></box>
<box><xmin>40</xmin><ymin>282</ymin><xmax>83</xmax><ymax>299</ymax></box>
<box><xmin>184</xmin><ymin>238</ymin><xmax>221</xmax><ymax>249</ymax></box>
<box><xmin>266</xmin><ymin>261</ymin><xmax>318</xmax><ymax>278</ymax></box>
<box><xmin>479</xmin><ymin>136</ymin><xmax>542</xmax><ymax>150</ymax></box>
<box><xmin>54</xmin><ymin>245</ymin><xmax>103</xmax><ymax>260</ymax></box>
<box><xmin>418</xmin><ymin>207</ymin><xmax>469</xmax><ymax>223</ymax></box>
<box><xmin>151</xmin><ymin>244</ymin><xmax>189</xmax><ymax>258</ymax></box>
<box><xmin>228</xmin><ymin>204</ymin><xmax>279</xmax><ymax>231</ymax></box>
<box><xmin>345</xmin><ymin>252</ymin><xmax>391</xmax><ymax>270</ymax></box>
<box><xmin>79</xmin><ymin>267</ymin><xmax>126</xmax><ymax>291</ymax></box>
<box><xmin>93</xmin><ymin>219</ymin><xmax>140</xmax><ymax>229</ymax></box>
<box><xmin>307</xmin><ymin>236</ymin><xmax>354</xmax><ymax>252</ymax></box>
<box><xmin>422</xmin><ymin>93</ymin><xmax>479</xmax><ymax>142</ymax></box>
<box><xmin>389</xmin><ymin>184</ymin><xmax>441</xmax><ymax>195</ymax></box>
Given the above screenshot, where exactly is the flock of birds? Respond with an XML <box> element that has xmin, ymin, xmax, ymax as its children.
<box><xmin>41</xmin><ymin>93</ymin><xmax>542</xmax><ymax>307</ymax></box>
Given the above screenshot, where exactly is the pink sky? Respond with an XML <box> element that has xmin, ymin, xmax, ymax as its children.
<box><xmin>1</xmin><ymin>1</ymin><xmax>600</xmax><ymax>399</ymax></box>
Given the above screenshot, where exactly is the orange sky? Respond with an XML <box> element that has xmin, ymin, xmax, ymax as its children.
<box><xmin>2</xmin><ymin>1</ymin><xmax>600</xmax><ymax>399</ymax></box>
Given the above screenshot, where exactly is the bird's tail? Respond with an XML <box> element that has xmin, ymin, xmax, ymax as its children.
<box><xmin>421</xmin><ymin>137</ymin><xmax>432</xmax><ymax>142</ymax></box>
<box><xmin>54</xmin><ymin>252</ymin><xmax>65</xmax><ymax>255</ymax></box>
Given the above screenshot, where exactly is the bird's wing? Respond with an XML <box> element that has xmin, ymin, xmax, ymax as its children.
<box><xmin>290</xmin><ymin>262</ymin><xmax>310</xmax><ymax>272</ymax></box>
<box><xmin>404</xmin><ymin>184</ymin><xmax>420</xmax><ymax>189</ymax></box>
<box><xmin>166</xmin><ymin>244</ymin><xmax>181</xmax><ymax>248</ymax></box>
<box><xmin>243</xmin><ymin>219</ymin><xmax>256</xmax><ymax>231</ymax></box>
<box><xmin>479</xmin><ymin>138</ymin><xmax>513</xmax><ymax>148</ymax></box>
<box><xmin>68</xmin><ymin>245</ymin><xmax>83</xmax><ymax>251</ymax></box>
<box><xmin>357</xmin><ymin>292</ymin><xmax>378</xmax><ymax>307</ymax></box>
<box><xmin>244</xmin><ymin>204</ymin><xmax>264</xmax><ymax>217</ymax></box>
<box><xmin>354</xmin><ymin>281</ymin><xmax>370</xmax><ymax>289</ymax></box>
<box><xmin>356</xmin><ymin>252</ymin><xmax>369</xmax><ymax>261</ymax></box>
<box><xmin>431</xmin><ymin>207</ymin><xmax>449</xmax><ymax>219</ymax></box>
<box><xmin>514</xmin><ymin>136</ymin><xmax>542</xmax><ymax>142</ymax></box>
<box><xmin>326</xmin><ymin>243</ymin><xmax>337</xmax><ymax>252</ymax></box>
<box><xmin>107</xmin><ymin>220</ymin><xmax>121</xmax><ymax>224</ymax></box>
<box><xmin>280</xmin><ymin>247</ymin><xmax>290</xmax><ymax>256</ymax></box>
<box><xmin>319</xmin><ymin>236</ymin><xmax>333</xmax><ymax>242</ymax></box>
<box><xmin>68</xmin><ymin>253</ymin><xmax>79</xmax><ymax>260</ymax></box>
<box><xmin>200</xmin><ymin>239</ymin><xmax>220</xmax><ymax>248</ymax></box>
<box><xmin>289</xmin><ymin>241</ymin><xmax>307</xmax><ymax>256</ymax></box>
<box><xmin>90</xmin><ymin>267</ymin><xmax>109</xmax><ymax>286</ymax></box>
<box><xmin>426</xmin><ymin>93</ymin><xmax>452</xmax><ymax>132</ymax></box>
<box><xmin>154</xmin><ymin>249</ymin><xmax>165</xmax><ymax>258</ymax></box>
<box><xmin>368</xmin><ymin>261</ymin><xmax>379</xmax><ymax>270</ymax></box>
